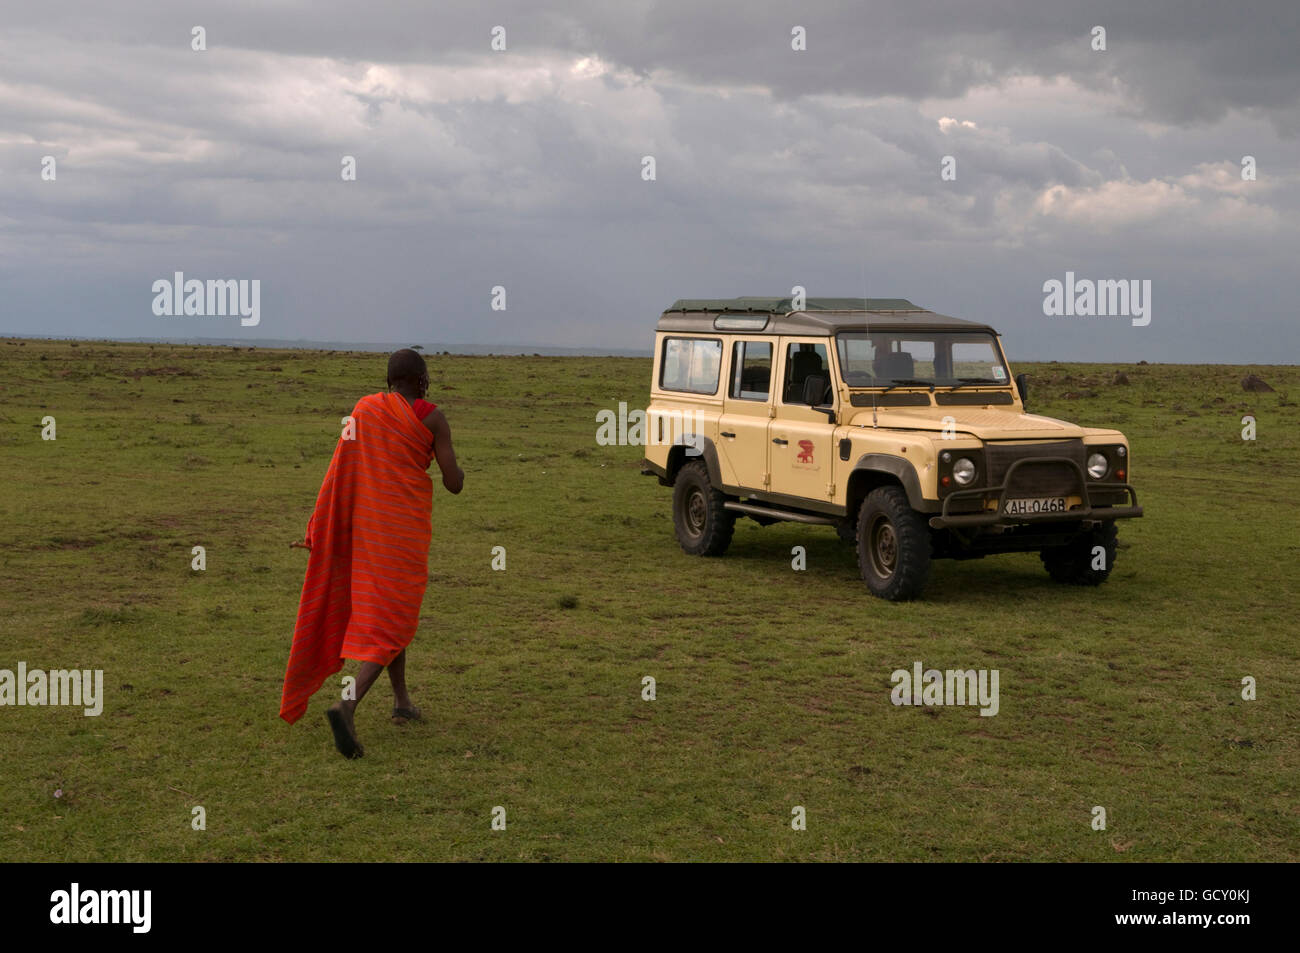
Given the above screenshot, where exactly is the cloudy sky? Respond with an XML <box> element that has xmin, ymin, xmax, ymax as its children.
<box><xmin>1</xmin><ymin>0</ymin><xmax>1297</xmax><ymax>361</ymax></box>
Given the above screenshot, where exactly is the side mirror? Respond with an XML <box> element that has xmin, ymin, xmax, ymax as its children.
<box><xmin>1015</xmin><ymin>372</ymin><xmax>1029</xmax><ymax>410</ymax></box>
<box><xmin>801</xmin><ymin>375</ymin><xmax>836</xmax><ymax>424</ymax></box>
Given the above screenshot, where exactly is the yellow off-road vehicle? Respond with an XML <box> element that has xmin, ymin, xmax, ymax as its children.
<box><xmin>641</xmin><ymin>297</ymin><xmax>1142</xmax><ymax>600</ymax></box>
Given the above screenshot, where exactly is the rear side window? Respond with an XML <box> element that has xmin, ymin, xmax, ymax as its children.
<box><xmin>660</xmin><ymin>337</ymin><xmax>722</xmax><ymax>394</ymax></box>
<box><xmin>729</xmin><ymin>340</ymin><xmax>772</xmax><ymax>400</ymax></box>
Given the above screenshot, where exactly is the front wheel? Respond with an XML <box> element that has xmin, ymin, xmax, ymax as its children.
<box><xmin>1040</xmin><ymin>521</ymin><xmax>1117</xmax><ymax>585</ymax></box>
<box><xmin>671</xmin><ymin>460</ymin><xmax>735</xmax><ymax>556</ymax></box>
<box><xmin>857</xmin><ymin>486</ymin><xmax>931</xmax><ymax>600</ymax></box>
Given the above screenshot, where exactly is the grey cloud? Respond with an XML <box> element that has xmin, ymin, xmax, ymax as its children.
<box><xmin>0</xmin><ymin>1</ymin><xmax>1295</xmax><ymax>362</ymax></box>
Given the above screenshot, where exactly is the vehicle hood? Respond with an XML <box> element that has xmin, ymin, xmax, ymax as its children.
<box><xmin>846</xmin><ymin>405</ymin><xmax>1087</xmax><ymax>440</ymax></box>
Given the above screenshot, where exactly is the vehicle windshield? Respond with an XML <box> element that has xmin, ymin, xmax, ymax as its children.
<box><xmin>835</xmin><ymin>331</ymin><xmax>1009</xmax><ymax>388</ymax></box>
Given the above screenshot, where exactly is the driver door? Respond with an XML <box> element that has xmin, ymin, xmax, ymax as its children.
<box><xmin>768</xmin><ymin>339</ymin><xmax>837</xmax><ymax>505</ymax></box>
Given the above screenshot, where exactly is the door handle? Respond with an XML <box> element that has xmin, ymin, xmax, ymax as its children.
<box><xmin>772</xmin><ymin>438</ymin><xmax>788</xmax><ymax>446</ymax></box>
<box><xmin>721</xmin><ymin>431</ymin><xmax>736</xmax><ymax>438</ymax></box>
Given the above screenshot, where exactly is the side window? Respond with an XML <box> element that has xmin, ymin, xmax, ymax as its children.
<box><xmin>660</xmin><ymin>337</ymin><xmax>722</xmax><ymax>395</ymax></box>
<box><xmin>729</xmin><ymin>340</ymin><xmax>772</xmax><ymax>400</ymax></box>
<box><xmin>782</xmin><ymin>341</ymin><xmax>830</xmax><ymax>404</ymax></box>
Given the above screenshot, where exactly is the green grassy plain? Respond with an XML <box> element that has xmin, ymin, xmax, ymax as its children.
<box><xmin>1</xmin><ymin>338</ymin><xmax>1296</xmax><ymax>861</ymax></box>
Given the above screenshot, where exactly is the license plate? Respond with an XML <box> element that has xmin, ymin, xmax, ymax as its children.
<box><xmin>1004</xmin><ymin>497</ymin><xmax>1066</xmax><ymax>515</ymax></box>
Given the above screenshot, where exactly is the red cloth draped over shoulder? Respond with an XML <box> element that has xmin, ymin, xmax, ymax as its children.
<box><xmin>413</xmin><ymin>398</ymin><xmax>437</xmax><ymax>418</ymax></box>
<box><xmin>279</xmin><ymin>392</ymin><xmax>436</xmax><ymax>724</ymax></box>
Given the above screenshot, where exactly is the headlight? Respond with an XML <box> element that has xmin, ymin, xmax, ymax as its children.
<box><xmin>952</xmin><ymin>457</ymin><xmax>976</xmax><ymax>485</ymax></box>
<box><xmin>1087</xmin><ymin>452</ymin><xmax>1109</xmax><ymax>479</ymax></box>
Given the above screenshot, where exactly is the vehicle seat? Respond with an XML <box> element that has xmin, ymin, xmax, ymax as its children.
<box><xmin>786</xmin><ymin>349</ymin><xmax>825</xmax><ymax>402</ymax></box>
<box><xmin>875</xmin><ymin>351</ymin><xmax>914</xmax><ymax>380</ymax></box>
<box><xmin>741</xmin><ymin>365</ymin><xmax>769</xmax><ymax>393</ymax></box>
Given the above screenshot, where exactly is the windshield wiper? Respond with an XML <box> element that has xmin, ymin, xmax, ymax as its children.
<box><xmin>879</xmin><ymin>379</ymin><xmax>935</xmax><ymax>393</ymax></box>
<box><xmin>946</xmin><ymin>377</ymin><xmax>1003</xmax><ymax>392</ymax></box>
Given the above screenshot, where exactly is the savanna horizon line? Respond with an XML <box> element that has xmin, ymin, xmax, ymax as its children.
<box><xmin>1</xmin><ymin>334</ymin><xmax>1296</xmax><ymax>367</ymax></box>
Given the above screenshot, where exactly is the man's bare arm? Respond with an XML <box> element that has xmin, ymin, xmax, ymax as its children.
<box><xmin>423</xmin><ymin>407</ymin><xmax>464</xmax><ymax>494</ymax></box>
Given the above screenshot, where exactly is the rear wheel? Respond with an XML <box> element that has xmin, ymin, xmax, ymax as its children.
<box><xmin>671</xmin><ymin>460</ymin><xmax>735</xmax><ymax>556</ymax></box>
<box><xmin>857</xmin><ymin>486</ymin><xmax>931</xmax><ymax>600</ymax></box>
<box><xmin>1041</xmin><ymin>521</ymin><xmax>1117</xmax><ymax>585</ymax></box>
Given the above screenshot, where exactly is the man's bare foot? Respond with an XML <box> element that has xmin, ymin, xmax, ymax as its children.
<box><xmin>326</xmin><ymin>702</ymin><xmax>364</xmax><ymax>758</ymax></box>
<box><xmin>391</xmin><ymin>705</ymin><xmax>422</xmax><ymax>725</ymax></box>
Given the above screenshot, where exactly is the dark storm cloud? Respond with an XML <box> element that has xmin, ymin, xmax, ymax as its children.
<box><xmin>9</xmin><ymin>0</ymin><xmax>1299</xmax><ymax>129</ymax></box>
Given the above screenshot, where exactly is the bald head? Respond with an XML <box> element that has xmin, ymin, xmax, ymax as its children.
<box><xmin>387</xmin><ymin>348</ymin><xmax>428</xmax><ymax>396</ymax></box>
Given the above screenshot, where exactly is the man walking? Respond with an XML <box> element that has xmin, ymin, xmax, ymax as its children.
<box><xmin>280</xmin><ymin>349</ymin><xmax>464</xmax><ymax>758</ymax></box>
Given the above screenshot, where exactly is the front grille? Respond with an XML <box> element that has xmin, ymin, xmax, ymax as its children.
<box><xmin>986</xmin><ymin>440</ymin><xmax>1084</xmax><ymax>497</ymax></box>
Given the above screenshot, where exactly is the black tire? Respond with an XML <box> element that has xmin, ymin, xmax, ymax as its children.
<box><xmin>672</xmin><ymin>460</ymin><xmax>735</xmax><ymax>556</ymax></box>
<box><xmin>1040</xmin><ymin>521</ymin><xmax>1117</xmax><ymax>585</ymax></box>
<box><xmin>857</xmin><ymin>485</ymin><xmax>931</xmax><ymax>600</ymax></box>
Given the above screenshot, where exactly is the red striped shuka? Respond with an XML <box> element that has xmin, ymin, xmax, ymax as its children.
<box><xmin>279</xmin><ymin>392</ymin><xmax>438</xmax><ymax>724</ymax></box>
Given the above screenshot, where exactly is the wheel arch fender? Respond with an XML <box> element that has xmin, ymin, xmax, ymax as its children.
<box><xmin>667</xmin><ymin>434</ymin><xmax>722</xmax><ymax>487</ymax></box>
<box><xmin>848</xmin><ymin>454</ymin><xmax>927</xmax><ymax>514</ymax></box>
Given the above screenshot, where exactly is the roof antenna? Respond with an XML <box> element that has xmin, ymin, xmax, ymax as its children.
<box><xmin>864</xmin><ymin>263</ymin><xmax>878</xmax><ymax>429</ymax></box>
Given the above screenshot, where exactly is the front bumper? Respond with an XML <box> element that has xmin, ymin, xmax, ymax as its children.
<box><xmin>929</xmin><ymin>456</ymin><xmax>1142</xmax><ymax>530</ymax></box>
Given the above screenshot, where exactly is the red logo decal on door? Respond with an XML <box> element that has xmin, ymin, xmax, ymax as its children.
<box><xmin>796</xmin><ymin>440</ymin><xmax>815</xmax><ymax>463</ymax></box>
